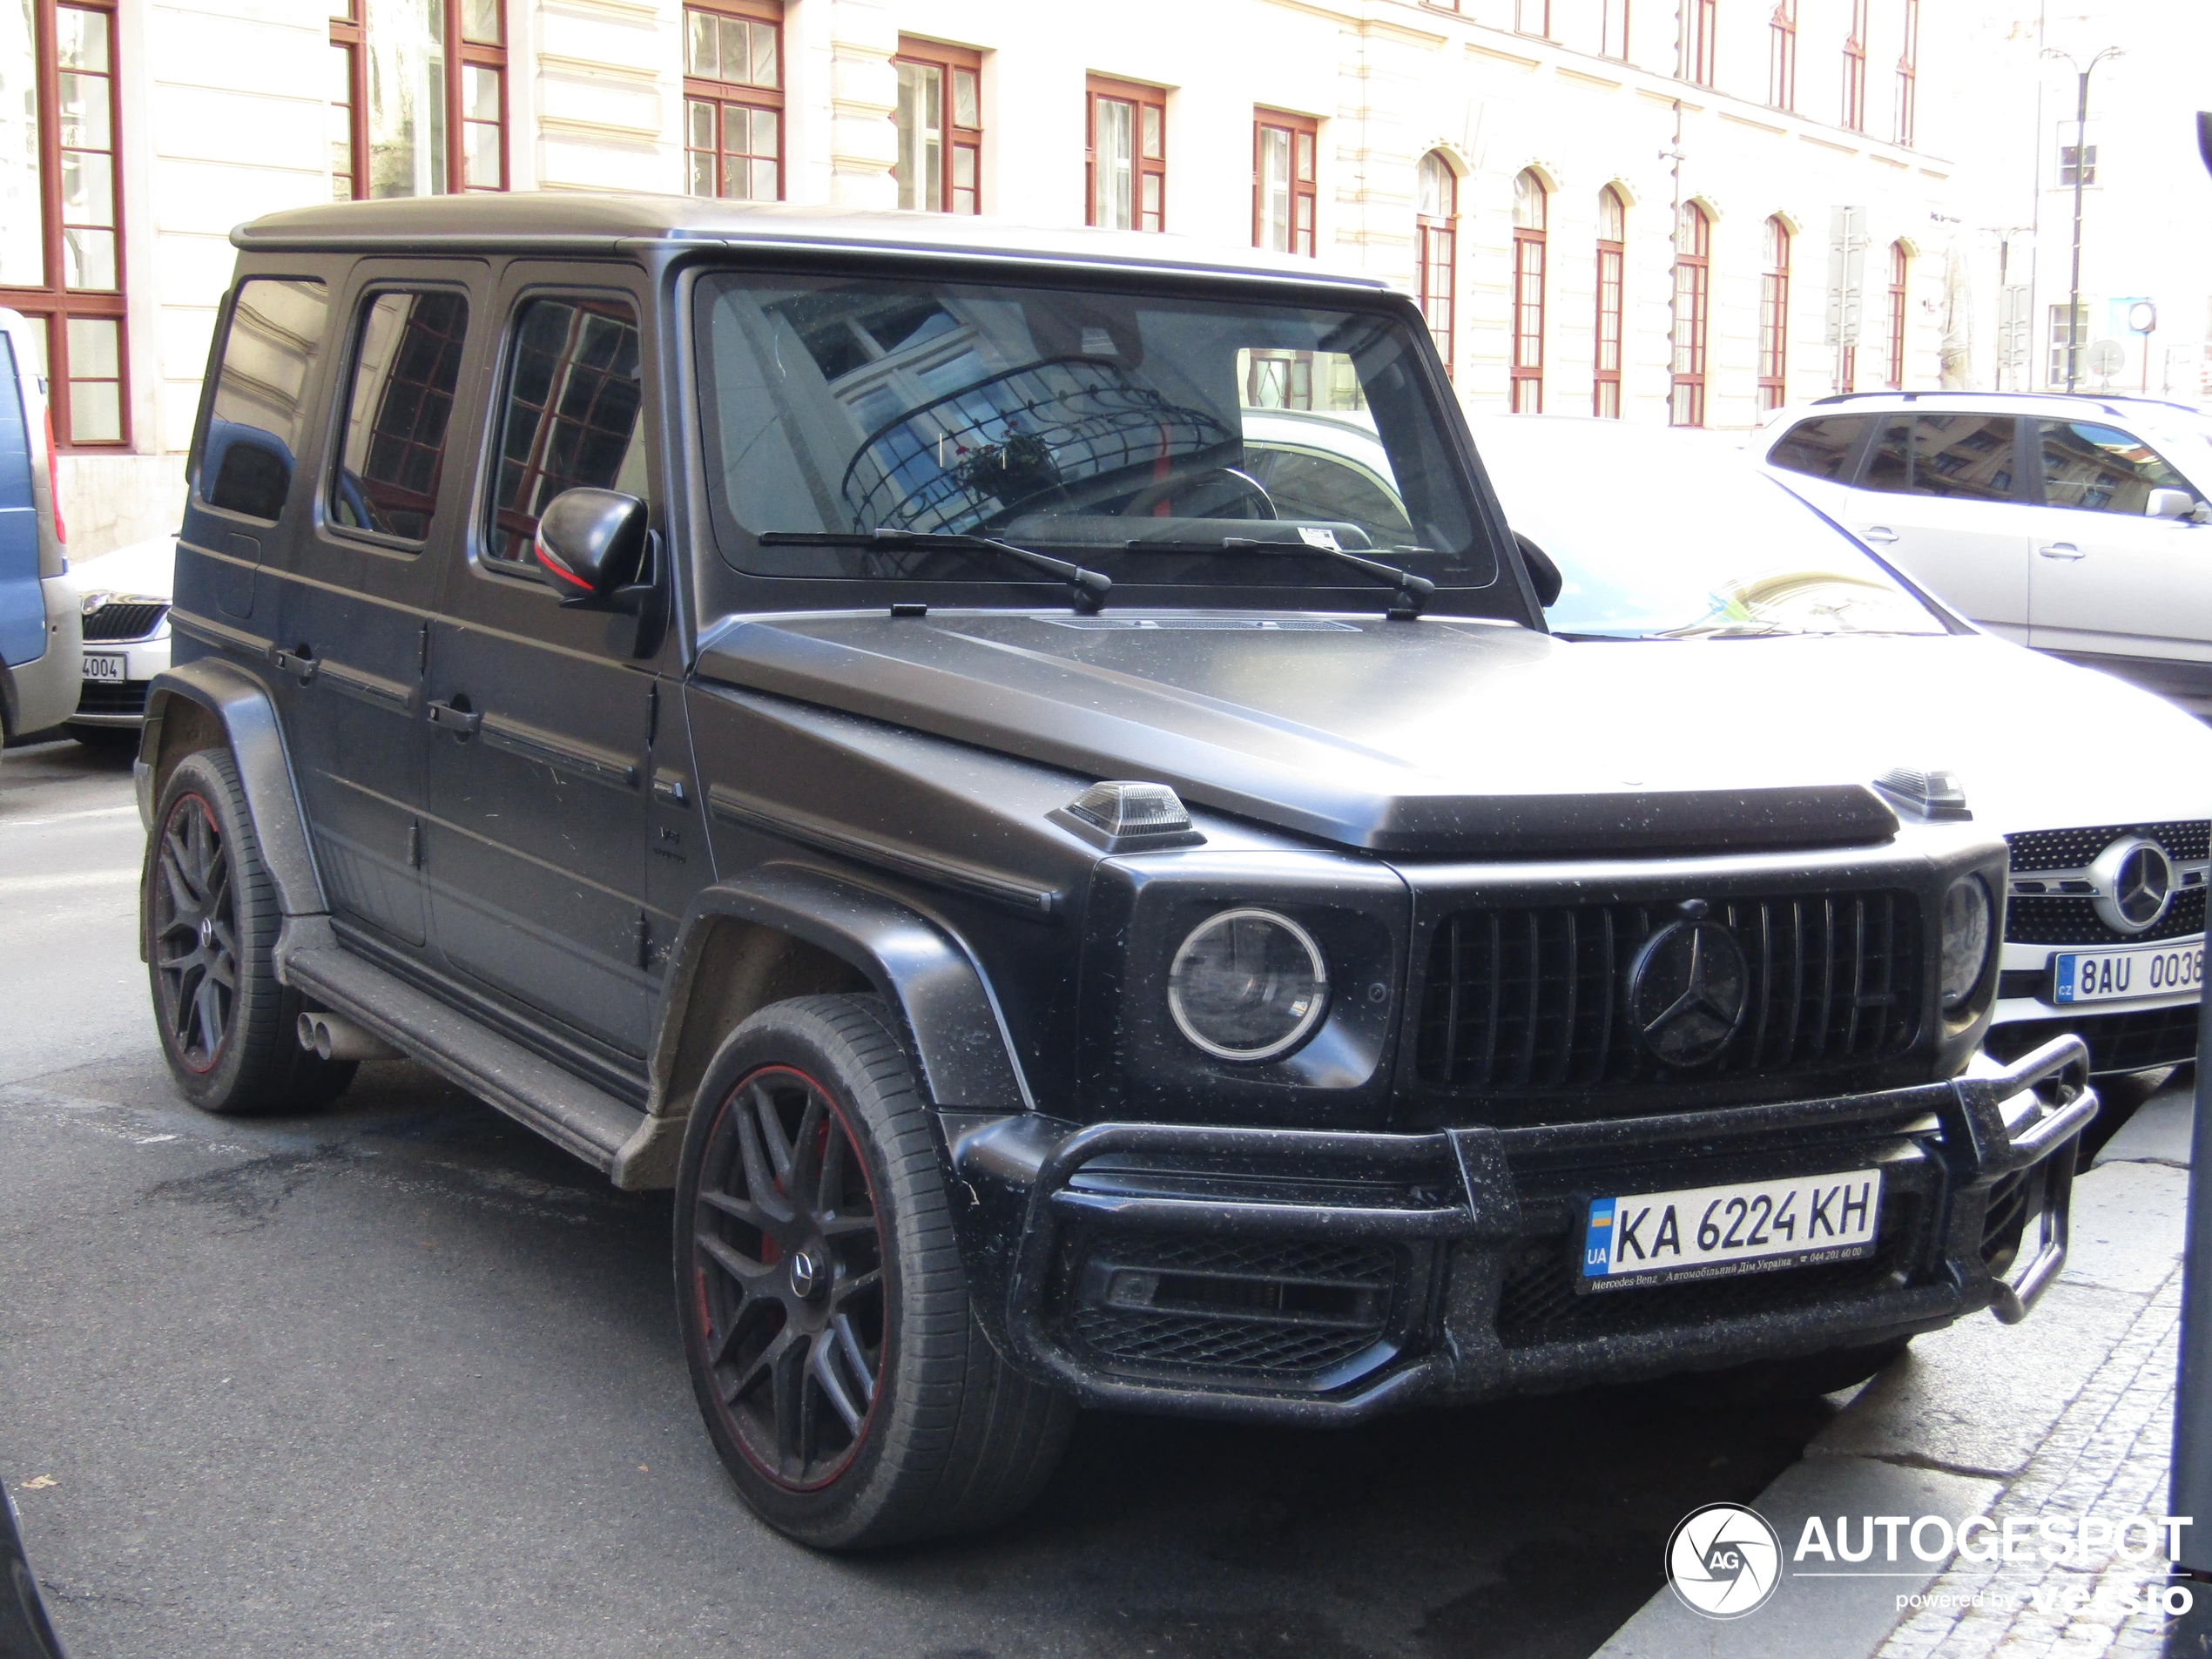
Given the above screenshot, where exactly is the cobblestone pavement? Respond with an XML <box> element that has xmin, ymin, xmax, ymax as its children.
<box><xmin>1877</xmin><ymin>1265</ymin><xmax>2186</xmax><ymax>1659</ymax></box>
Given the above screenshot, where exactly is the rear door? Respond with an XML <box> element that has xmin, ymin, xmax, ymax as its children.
<box><xmin>2026</xmin><ymin>416</ymin><xmax>2212</xmax><ymax>705</ymax></box>
<box><xmin>1836</xmin><ymin>412</ymin><xmax>2034</xmax><ymax>640</ymax></box>
<box><xmin>420</xmin><ymin>264</ymin><xmax>666</xmax><ymax>1065</ymax></box>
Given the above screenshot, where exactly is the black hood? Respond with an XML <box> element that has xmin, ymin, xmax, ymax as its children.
<box><xmin>695</xmin><ymin>611</ymin><xmax>1900</xmax><ymax>857</ymax></box>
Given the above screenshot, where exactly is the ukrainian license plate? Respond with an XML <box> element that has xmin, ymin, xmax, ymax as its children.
<box><xmin>1579</xmin><ymin>1169</ymin><xmax>1884</xmax><ymax>1291</ymax></box>
<box><xmin>2052</xmin><ymin>941</ymin><xmax>2202</xmax><ymax>1004</ymax></box>
<box><xmin>81</xmin><ymin>651</ymin><xmax>126</xmax><ymax>683</ymax></box>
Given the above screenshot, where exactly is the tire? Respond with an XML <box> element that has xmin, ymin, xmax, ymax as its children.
<box><xmin>675</xmin><ymin>994</ymin><xmax>1076</xmax><ymax>1549</ymax></box>
<box><xmin>146</xmin><ymin>748</ymin><xmax>359</xmax><ymax>1115</ymax></box>
<box><xmin>1667</xmin><ymin>1335</ymin><xmax>1911</xmax><ymax>1408</ymax></box>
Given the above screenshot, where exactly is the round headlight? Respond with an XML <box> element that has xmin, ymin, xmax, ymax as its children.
<box><xmin>1939</xmin><ymin>875</ymin><xmax>1993</xmax><ymax>1012</ymax></box>
<box><xmin>1167</xmin><ymin>908</ymin><xmax>1329</xmax><ymax>1062</ymax></box>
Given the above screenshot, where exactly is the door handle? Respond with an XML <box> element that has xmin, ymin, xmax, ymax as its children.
<box><xmin>1860</xmin><ymin>526</ymin><xmax>1898</xmax><ymax>545</ymax></box>
<box><xmin>426</xmin><ymin>696</ymin><xmax>482</xmax><ymax>737</ymax></box>
<box><xmin>2037</xmin><ymin>543</ymin><xmax>2085</xmax><ymax>561</ymax></box>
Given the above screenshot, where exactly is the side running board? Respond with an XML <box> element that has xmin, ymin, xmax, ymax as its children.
<box><xmin>280</xmin><ymin>939</ymin><xmax>645</xmax><ymax>1177</ymax></box>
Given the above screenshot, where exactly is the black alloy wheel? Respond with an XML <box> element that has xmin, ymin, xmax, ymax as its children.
<box><xmin>152</xmin><ymin>790</ymin><xmax>239</xmax><ymax>1074</ymax></box>
<box><xmin>691</xmin><ymin>1065</ymin><xmax>887</xmax><ymax>1489</ymax></box>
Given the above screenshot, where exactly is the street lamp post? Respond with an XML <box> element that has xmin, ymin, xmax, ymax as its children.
<box><xmin>2046</xmin><ymin>45</ymin><xmax>2121</xmax><ymax>395</ymax></box>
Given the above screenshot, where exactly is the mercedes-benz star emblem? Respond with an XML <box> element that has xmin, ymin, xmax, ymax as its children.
<box><xmin>2089</xmin><ymin>837</ymin><xmax>2175</xmax><ymax>934</ymax></box>
<box><xmin>1628</xmin><ymin>918</ymin><xmax>1750</xmax><ymax>1067</ymax></box>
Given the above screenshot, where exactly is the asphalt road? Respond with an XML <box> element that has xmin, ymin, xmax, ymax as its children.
<box><xmin>0</xmin><ymin>734</ymin><xmax>1843</xmax><ymax>1659</ymax></box>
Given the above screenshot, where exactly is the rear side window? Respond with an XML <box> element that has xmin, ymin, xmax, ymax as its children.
<box><xmin>331</xmin><ymin>289</ymin><xmax>470</xmax><ymax>543</ymax></box>
<box><xmin>485</xmin><ymin>295</ymin><xmax>646</xmax><ymax>564</ymax></box>
<box><xmin>196</xmin><ymin>279</ymin><xmax>331</xmax><ymax>522</ymax></box>
<box><xmin>1767</xmin><ymin>415</ymin><xmax>1871</xmax><ymax>482</ymax></box>
<box><xmin>1862</xmin><ymin>414</ymin><xmax>2018</xmax><ymax>502</ymax></box>
<box><xmin>2036</xmin><ymin>421</ymin><xmax>2200</xmax><ymax>515</ymax></box>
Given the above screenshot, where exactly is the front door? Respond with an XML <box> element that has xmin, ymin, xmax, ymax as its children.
<box><xmin>421</xmin><ymin>268</ymin><xmax>665</xmax><ymax>1062</ymax></box>
<box><xmin>1838</xmin><ymin>412</ymin><xmax>2033</xmax><ymax>641</ymax></box>
<box><xmin>2026</xmin><ymin>416</ymin><xmax>2212</xmax><ymax>707</ymax></box>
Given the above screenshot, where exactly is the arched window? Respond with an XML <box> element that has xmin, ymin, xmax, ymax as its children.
<box><xmin>1670</xmin><ymin>200</ymin><xmax>1710</xmax><ymax>427</ymax></box>
<box><xmin>1416</xmin><ymin>152</ymin><xmax>1457</xmax><ymax>373</ymax></box>
<box><xmin>1594</xmin><ymin>185</ymin><xmax>1625</xmax><ymax>416</ymax></box>
<box><xmin>1511</xmin><ymin>170</ymin><xmax>1548</xmax><ymax>412</ymax></box>
<box><xmin>1885</xmin><ymin>240</ymin><xmax>1909</xmax><ymax>388</ymax></box>
<box><xmin>1758</xmin><ymin>216</ymin><xmax>1791</xmax><ymax>411</ymax></box>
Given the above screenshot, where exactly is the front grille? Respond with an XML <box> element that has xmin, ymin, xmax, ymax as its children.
<box><xmin>1494</xmin><ymin>1193</ymin><xmax>1921</xmax><ymax>1349</ymax></box>
<box><xmin>1062</xmin><ymin>1231</ymin><xmax>1399</xmax><ymax>1378</ymax></box>
<box><xmin>1986</xmin><ymin>1008</ymin><xmax>2200</xmax><ymax>1074</ymax></box>
<box><xmin>81</xmin><ymin>601</ymin><xmax>167</xmax><ymax>642</ymax></box>
<box><xmin>2006</xmin><ymin>890</ymin><xmax>2205</xmax><ymax>946</ymax></box>
<box><xmin>2007</xmin><ymin>820</ymin><xmax>2209</xmax><ymax>872</ymax></box>
<box><xmin>1416</xmin><ymin>894</ymin><xmax>1922</xmax><ymax>1090</ymax></box>
<box><xmin>73</xmin><ymin>679</ymin><xmax>150</xmax><ymax>717</ymax></box>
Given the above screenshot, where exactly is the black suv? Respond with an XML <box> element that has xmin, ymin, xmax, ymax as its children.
<box><xmin>138</xmin><ymin>194</ymin><xmax>2091</xmax><ymax>1549</ymax></box>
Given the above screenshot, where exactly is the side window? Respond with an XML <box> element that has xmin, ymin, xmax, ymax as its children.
<box><xmin>1862</xmin><ymin>414</ymin><xmax>2017</xmax><ymax>502</ymax></box>
<box><xmin>486</xmin><ymin>296</ymin><xmax>646</xmax><ymax>564</ymax></box>
<box><xmin>195</xmin><ymin>279</ymin><xmax>331</xmax><ymax>522</ymax></box>
<box><xmin>2036</xmin><ymin>421</ymin><xmax>2201</xmax><ymax>515</ymax></box>
<box><xmin>330</xmin><ymin>289</ymin><xmax>470</xmax><ymax>543</ymax></box>
<box><xmin>1767</xmin><ymin>415</ymin><xmax>1871</xmax><ymax>482</ymax></box>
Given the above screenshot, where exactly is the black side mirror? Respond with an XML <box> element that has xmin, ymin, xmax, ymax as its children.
<box><xmin>1514</xmin><ymin>530</ymin><xmax>1563</xmax><ymax>609</ymax></box>
<box><xmin>534</xmin><ymin>488</ymin><xmax>648</xmax><ymax>607</ymax></box>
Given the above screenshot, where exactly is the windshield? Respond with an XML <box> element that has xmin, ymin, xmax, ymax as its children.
<box><xmin>1472</xmin><ymin>417</ymin><xmax>1951</xmax><ymax>639</ymax></box>
<box><xmin>693</xmin><ymin>270</ymin><xmax>1494</xmax><ymax>592</ymax></box>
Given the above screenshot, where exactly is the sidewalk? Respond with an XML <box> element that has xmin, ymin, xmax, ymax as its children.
<box><xmin>1595</xmin><ymin>1082</ymin><xmax>2195</xmax><ymax>1659</ymax></box>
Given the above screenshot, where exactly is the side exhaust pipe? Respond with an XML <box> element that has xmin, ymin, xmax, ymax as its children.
<box><xmin>297</xmin><ymin>1011</ymin><xmax>399</xmax><ymax>1063</ymax></box>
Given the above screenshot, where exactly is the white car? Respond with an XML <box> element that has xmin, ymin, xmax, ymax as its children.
<box><xmin>68</xmin><ymin>532</ymin><xmax>174</xmax><ymax>743</ymax></box>
<box><xmin>1456</xmin><ymin>412</ymin><xmax>2210</xmax><ymax>1099</ymax></box>
<box><xmin>1750</xmin><ymin>391</ymin><xmax>2212</xmax><ymax>717</ymax></box>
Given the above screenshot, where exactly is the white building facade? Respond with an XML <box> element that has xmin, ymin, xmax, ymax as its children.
<box><xmin>2</xmin><ymin>0</ymin><xmax>1967</xmax><ymax>555</ymax></box>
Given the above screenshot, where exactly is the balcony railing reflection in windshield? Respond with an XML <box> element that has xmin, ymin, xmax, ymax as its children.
<box><xmin>839</xmin><ymin>355</ymin><xmax>1233</xmax><ymax>536</ymax></box>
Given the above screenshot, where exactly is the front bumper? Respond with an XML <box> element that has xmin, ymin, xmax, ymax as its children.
<box><xmin>947</xmin><ymin>1039</ymin><xmax>2093</xmax><ymax>1423</ymax></box>
<box><xmin>69</xmin><ymin>632</ymin><xmax>170</xmax><ymax>728</ymax></box>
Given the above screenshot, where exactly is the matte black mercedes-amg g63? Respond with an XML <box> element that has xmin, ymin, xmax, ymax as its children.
<box><xmin>138</xmin><ymin>194</ymin><xmax>2092</xmax><ymax>1549</ymax></box>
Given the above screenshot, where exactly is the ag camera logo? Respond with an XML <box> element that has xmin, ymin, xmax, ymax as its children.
<box><xmin>1668</xmin><ymin>1503</ymin><xmax>1782</xmax><ymax>1619</ymax></box>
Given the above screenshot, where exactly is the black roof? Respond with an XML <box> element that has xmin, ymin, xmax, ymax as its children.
<box><xmin>232</xmin><ymin>191</ymin><xmax>1393</xmax><ymax>292</ymax></box>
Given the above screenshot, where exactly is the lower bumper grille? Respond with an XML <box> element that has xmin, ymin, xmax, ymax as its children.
<box><xmin>74</xmin><ymin>679</ymin><xmax>150</xmax><ymax>718</ymax></box>
<box><xmin>1986</xmin><ymin>1008</ymin><xmax>2198</xmax><ymax>1075</ymax></box>
<box><xmin>1062</xmin><ymin>1231</ymin><xmax>1399</xmax><ymax>1378</ymax></box>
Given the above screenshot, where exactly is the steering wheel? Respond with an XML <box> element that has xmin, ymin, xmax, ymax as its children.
<box><xmin>1120</xmin><ymin>467</ymin><xmax>1279</xmax><ymax>521</ymax></box>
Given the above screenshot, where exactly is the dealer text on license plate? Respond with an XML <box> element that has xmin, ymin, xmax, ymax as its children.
<box><xmin>2053</xmin><ymin>941</ymin><xmax>2202</xmax><ymax>1005</ymax></box>
<box><xmin>1580</xmin><ymin>1169</ymin><xmax>1883</xmax><ymax>1291</ymax></box>
<box><xmin>81</xmin><ymin>651</ymin><xmax>125</xmax><ymax>683</ymax></box>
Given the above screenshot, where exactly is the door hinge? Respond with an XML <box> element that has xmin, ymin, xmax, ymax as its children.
<box><xmin>636</xmin><ymin>907</ymin><xmax>652</xmax><ymax>971</ymax></box>
<box><xmin>646</xmin><ymin>681</ymin><xmax>660</xmax><ymax>746</ymax></box>
<box><xmin>418</xmin><ymin>621</ymin><xmax>430</xmax><ymax>674</ymax></box>
<box><xmin>407</xmin><ymin>819</ymin><xmax>422</xmax><ymax>869</ymax></box>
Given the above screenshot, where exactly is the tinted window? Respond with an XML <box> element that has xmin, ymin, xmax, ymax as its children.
<box><xmin>1862</xmin><ymin>414</ymin><xmax>2018</xmax><ymax>501</ymax></box>
<box><xmin>331</xmin><ymin>289</ymin><xmax>469</xmax><ymax>543</ymax></box>
<box><xmin>196</xmin><ymin>278</ymin><xmax>330</xmax><ymax>521</ymax></box>
<box><xmin>1767</xmin><ymin>415</ymin><xmax>1871</xmax><ymax>482</ymax></box>
<box><xmin>487</xmin><ymin>296</ymin><xmax>646</xmax><ymax>564</ymax></box>
<box><xmin>2036</xmin><ymin>421</ymin><xmax>2200</xmax><ymax>515</ymax></box>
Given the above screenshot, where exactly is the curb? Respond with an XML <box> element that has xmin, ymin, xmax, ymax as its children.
<box><xmin>1592</xmin><ymin>1083</ymin><xmax>2194</xmax><ymax>1659</ymax></box>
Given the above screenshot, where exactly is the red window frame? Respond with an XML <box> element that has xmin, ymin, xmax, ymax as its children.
<box><xmin>1415</xmin><ymin>152</ymin><xmax>1456</xmax><ymax>374</ymax></box>
<box><xmin>1510</xmin><ymin>171</ymin><xmax>1547</xmax><ymax>413</ymax></box>
<box><xmin>1759</xmin><ymin>217</ymin><xmax>1791</xmax><ymax>412</ymax></box>
<box><xmin>1516</xmin><ymin>0</ymin><xmax>1550</xmax><ymax>38</ymax></box>
<box><xmin>1842</xmin><ymin>0</ymin><xmax>1867</xmax><ymax>132</ymax></box>
<box><xmin>1684</xmin><ymin>0</ymin><xmax>1717</xmax><ymax>86</ymax></box>
<box><xmin>1895</xmin><ymin>0</ymin><xmax>1919</xmax><ymax>146</ymax></box>
<box><xmin>1885</xmin><ymin>241</ymin><xmax>1908</xmax><ymax>388</ymax></box>
<box><xmin>0</xmin><ymin>0</ymin><xmax>129</xmax><ymax>449</ymax></box>
<box><xmin>329</xmin><ymin>0</ymin><xmax>510</xmax><ymax>199</ymax></box>
<box><xmin>894</xmin><ymin>36</ymin><xmax>981</xmax><ymax>215</ymax></box>
<box><xmin>1768</xmin><ymin>0</ymin><xmax>1797</xmax><ymax>111</ymax></box>
<box><xmin>1594</xmin><ymin>186</ymin><xmax>1624</xmax><ymax>417</ymax></box>
<box><xmin>1670</xmin><ymin>201</ymin><xmax>1710</xmax><ymax>428</ymax></box>
<box><xmin>684</xmin><ymin>0</ymin><xmax>785</xmax><ymax>202</ymax></box>
<box><xmin>1601</xmin><ymin>0</ymin><xmax>1629</xmax><ymax>59</ymax></box>
<box><xmin>1087</xmin><ymin>75</ymin><xmax>1166</xmax><ymax>233</ymax></box>
<box><xmin>1251</xmin><ymin>110</ymin><xmax>1317</xmax><ymax>256</ymax></box>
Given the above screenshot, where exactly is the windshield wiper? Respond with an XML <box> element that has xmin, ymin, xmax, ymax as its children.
<box><xmin>1127</xmin><ymin>528</ymin><xmax>1437</xmax><ymax>618</ymax></box>
<box><xmin>759</xmin><ymin>529</ymin><xmax>1111</xmax><ymax>614</ymax></box>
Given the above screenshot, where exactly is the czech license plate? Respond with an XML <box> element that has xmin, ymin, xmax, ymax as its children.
<box><xmin>1580</xmin><ymin>1169</ymin><xmax>1883</xmax><ymax>1291</ymax></box>
<box><xmin>81</xmin><ymin>651</ymin><xmax>126</xmax><ymax>683</ymax></box>
<box><xmin>2053</xmin><ymin>941</ymin><xmax>2203</xmax><ymax>1004</ymax></box>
